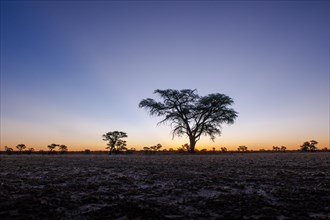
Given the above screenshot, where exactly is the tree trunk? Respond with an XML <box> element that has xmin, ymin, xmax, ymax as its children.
<box><xmin>108</xmin><ymin>144</ymin><xmax>115</xmax><ymax>155</ymax></box>
<box><xmin>189</xmin><ymin>137</ymin><xmax>196</xmax><ymax>153</ymax></box>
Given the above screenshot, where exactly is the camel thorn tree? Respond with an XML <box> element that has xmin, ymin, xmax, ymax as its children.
<box><xmin>102</xmin><ymin>131</ymin><xmax>128</xmax><ymax>154</ymax></box>
<box><xmin>139</xmin><ymin>89</ymin><xmax>238</xmax><ymax>152</ymax></box>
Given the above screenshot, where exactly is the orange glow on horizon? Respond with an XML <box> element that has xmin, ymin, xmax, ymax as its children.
<box><xmin>1</xmin><ymin>136</ymin><xmax>329</xmax><ymax>152</ymax></box>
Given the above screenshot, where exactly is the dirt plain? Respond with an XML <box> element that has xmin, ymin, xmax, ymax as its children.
<box><xmin>0</xmin><ymin>152</ymin><xmax>329</xmax><ymax>219</ymax></box>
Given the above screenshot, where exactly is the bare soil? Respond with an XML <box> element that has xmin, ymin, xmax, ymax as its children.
<box><xmin>0</xmin><ymin>152</ymin><xmax>329</xmax><ymax>219</ymax></box>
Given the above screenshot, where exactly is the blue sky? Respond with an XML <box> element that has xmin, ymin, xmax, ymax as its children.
<box><xmin>1</xmin><ymin>0</ymin><xmax>329</xmax><ymax>151</ymax></box>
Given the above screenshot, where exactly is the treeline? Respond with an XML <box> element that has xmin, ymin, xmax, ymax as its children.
<box><xmin>3</xmin><ymin>143</ymin><xmax>68</xmax><ymax>155</ymax></box>
<box><xmin>2</xmin><ymin>140</ymin><xmax>328</xmax><ymax>155</ymax></box>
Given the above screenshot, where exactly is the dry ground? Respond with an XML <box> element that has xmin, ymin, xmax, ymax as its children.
<box><xmin>0</xmin><ymin>152</ymin><xmax>329</xmax><ymax>219</ymax></box>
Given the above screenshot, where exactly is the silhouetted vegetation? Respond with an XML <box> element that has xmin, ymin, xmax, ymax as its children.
<box><xmin>102</xmin><ymin>131</ymin><xmax>128</xmax><ymax>154</ymax></box>
<box><xmin>150</xmin><ymin>144</ymin><xmax>162</xmax><ymax>151</ymax></box>
<box><xmin>220</xmin><ymin>147</ymin><xmax>228</xmax><ymax>152</ymax></box>
<box><xmin>59</xmin><ymin>145</ymin><xmax>68</xmax><ymax>154</ymax></box>
<box><xmin>1</xmin><ymin>140</ymin><xmax>327</xmax><ymax>155</ymax></box>
<box><xmin>139</xmin><ymin>89</ymin><xmax>238</xmax><ymax>152</ymax></box>
<box><xmin>16</xmin><ymin>144</ymin><xmax>26</xmax><ymax>152</ymax></box>
<box><xmin>126</xmin><ymin>147</ymin><xmax>136</xmax><ymax>154</ymax></box>
<box><xmin>300</xmin><ymin>140</ymin><xmax>318</xmax><ymax>152</ymax></box>
<box><xmin>273</xmin><ymin>146</ymin><xmax>286</xmax><ymax>152</ymax></box>
<box><xmin>47</xmin><ymin>144</ymin><xmax>59</xmax><ymax>153</ymax></box>
<box><xmin>177</xmin><ymin>143</ymin><xmax>190</xmax><ymax>152</ymax></box>
<box><xmin>26</xmin><ymin>147</ymin><xmax>34</xmax><ymax>154</ymax></box>
<box><xmin>143</xmin><ymin>145</ymin><xmax>162</xmax><ymax>154</ymax></box>
<box><xmin>143</xmin><ymin>146</ymin><xmax>150</xmax><ymax>151</ymax></box>
<box><xmin>237</xmin><ymin>145</ymin><xmax>248</xmax><ymax>152</ymax></box>
<box><xmin>4</xmin><ymin>146</ymin><xmax>13</xmax><ymax>154</ymax></box>
<box><xmin>272</xmin><ymin>146</ymin><xmax>280</xmax><ymax>151</ymax></box>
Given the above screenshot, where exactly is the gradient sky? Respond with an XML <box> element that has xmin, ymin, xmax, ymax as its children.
<box><xmin>1</xmin><ymin>0</ymin><xmax>329</xmax><ymax>151</ymax></box>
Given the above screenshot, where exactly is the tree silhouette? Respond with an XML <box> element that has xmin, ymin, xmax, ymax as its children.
<box><xmin>237</xmin><ymin>145</ymin><xmax>248</xmax><ymax>152</ymax></box>
<box><xmin>5</xmin><ymin>146</ymin><xmax>13</xmax><ymax>154</ymax></box>
<box><xmin>280</xmin><ymin>146</ymin><xmax>286</xmax><ymax>152</ymax></box>
<box><xmin>309</xmin><ymin>140</ymin><xmax>318</xmax><ymax>152</ymax></box>
<box><xmin>139</xmin><ymin>89</ymin><xmax>238</xmax><ymax>152</ymax></box>
<box><xmin>177</xmin><ymin>143</ymin><xmax>190</xmax><ymax>152</ymax></box>
<box><xmin>150</xmin><ymin>144</ymin><xmax>162</xmax><ymax>151</ymax></box>
<box><xmin>102</xmin><ymin>131</ymin><xmax>128</xmax><ymax>154</ymax></box>
<box><xmin>16</xmin><ymin>144</ymin><xmax>26</xmax><ymax>152</ymax></box>
<box><xmin>300</xmin><ymin>141</ymin><xmax>310</xmax><ymax>151</ymax></box>
<box><xmin>273</xmin><ymin>146</ymin><xmax>280</xmax><ymax>151</ymax></box>
<box><xmin>220</xmin><ymin>147</ymin><xmax>227</xmax><ymax>152</ymax></box>
<box><xmin>48</xmin><ymin>144</ymin><xmax>58</xmax><ymax>152</ymax></box>
<box><xmin>300</xmin><ymin>140</ymin><xmax>318</xmax><ymax>152</ymax></box>
<box><xmin>58</xmin><ymin>145</ymin><xmax>68</xmax><ymax>154</ymax></box>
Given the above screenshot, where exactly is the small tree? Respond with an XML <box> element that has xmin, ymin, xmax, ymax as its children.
<box><xmin>272</xmin><ymin>146</ymin><xmax>280</xmax><ymax>151</ymax></box>
<box><xmin>48</xmin><ymin>144</ymin><xmax>59</xmax><ymax>152</ymax></box>
<box><xmin>143</xmin><ymin>146</ymin><xmax>152</xmax><ymax>154</ymax></box>
<box><xmin>16</xmin><ymin>144</ymin><xmax>26</xmax><ymax>152</ymax></box>
<box><xmin>300</xmin><ymin>140</ymin><xmax>318</xmax><ymax>152</ymax></box>
<box><xmin>58</xmin><ymin>145</ymin><xmax>68</xmax><ymax>154</ymax></box>
<box><xmin>150</xmin><ymin>144</ymin><xmax>162</xmax><ymax>151</ymax></box>
<box><xmin>5</xmin><ymin>146</ymin><xmax>14</xmax><ymax>155</ymax></box>
<box><xmin>280</xmin><ymin>146</ymin><xmax>286</xmax><ymax>152</ymax></box>
<box><xmin>237</xmin><ymin>145</ymin><xmax>248</xmax><ymax>152</ymax></box>
<box><xmin>300</xmin><ymin>141</ymin><xmax>310</xmax><ymax>151</ymax></box>
<box><xmin>139</xmin><ymin>89</ymin><xmax>238</xmax><ymax>152</ymax></box>
<box><xmin>102</xmin><ymin>131</ymin><xmax>128</xmax><ymax>154</ymax></box>
<box><xmin>220</xmin><ymin>147</ymin><xmax>227</xmax><ymax>152</ymax></box>
<box><xmin>177</xmin><ymin>143</ymin><xmax>190</xmax><ymax>152</ymax></box>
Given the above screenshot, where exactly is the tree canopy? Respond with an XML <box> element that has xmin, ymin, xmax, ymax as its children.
<box><xmin>300</xmin><ymin>140</ymin><xmax>318</xmax><ymax>152</ymax></box>
<box><xmin>59</xmin><ymin>145</ymin><xmax>68</xmax><ymax>153</ymax></box>
<box><xmin>16</xmin><ymin>144</ymin><xmax>26</xmax><ymax>152</ymax></box>
<box><xmin>102</xmin><ymin>131</ymin><xmax>128</xmax><ymax>154</ymax></box>
<box><xmin>139</xmin><ymin>89</ymin><xmax>238</xmax><ymax>152</ymax></box>
<box><xmin>47</xmin><ymin>144</ymin><xmax>58</xmax><ymax>152</ymax></box>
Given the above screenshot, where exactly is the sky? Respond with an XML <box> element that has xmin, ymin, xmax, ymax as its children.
<box><xmin>1</xmin><ymin>0</ymin><xmax>329</xmax><ymax>151</ymax></box>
